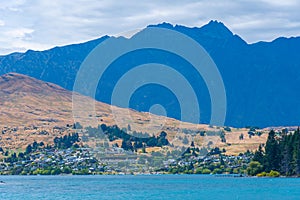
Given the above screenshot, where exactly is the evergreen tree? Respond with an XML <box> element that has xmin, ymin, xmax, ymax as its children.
<box><xmin>121</xmin><ymin>140</ymin><xmax>133</xmax><ymax>151</ymax></box>
<box><xmin>25</xmin><ymin>144</ymin><xmax>32</xmax><ymax>154</ymax></box>
<box><xmin>280</xmin><ymin>133</ymin><xmax>293</xmax><ymax>175</ymax></box>
<box><xmin>264</xmin><ymin>130</ymin><xmax>280</xmax><ymax>171</ymax></box>
<box><xmin>292</xmin><ymin>128</ymin><xmax>300</xmax><ymax>175</ymax></box>
<box><xmin>253</xmin><ymin>144</ymin><xmax>264</xmax><ymax>165</ymax></box>
<box><xmin>32</xmin><ymin>141</ymin><xmax>38</xmax><ymax>150</ymax></box>
<box><xmin>191</xmin><ymin>141</ymin><xmax>195</xmax><ymax>147</ymax></box>
<box><xmin>252</xmin><ymin>128</ymin><xmax>300</xmax><ymax>176</ymax></box>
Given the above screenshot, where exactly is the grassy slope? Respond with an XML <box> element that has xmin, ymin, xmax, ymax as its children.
<box><xmin>0</xmin><ymin>73</ymin><xmax>269</xmax><ymax>155</ymax></box>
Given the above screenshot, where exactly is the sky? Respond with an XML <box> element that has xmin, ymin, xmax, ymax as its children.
<box><xmin>0</xmin><ymin>0</ymin><xmax>300</xmax><ymax>55</ymax></box>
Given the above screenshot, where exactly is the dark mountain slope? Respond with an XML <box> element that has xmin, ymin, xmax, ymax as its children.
<box><xmin>0</xmin><ymin>21</ymin><xmax>299</xmax><ymax>127</ymax></box>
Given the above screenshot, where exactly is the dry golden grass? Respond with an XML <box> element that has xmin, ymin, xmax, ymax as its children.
<box><xmin>145</xmin><ymin>147</ymin><xmax>162</xmax><ymax>153</ymax></box>
<box><xmin>0</xmin><ymin>73</ymin><xmax>271</xmax><ymax>155</ymax></box>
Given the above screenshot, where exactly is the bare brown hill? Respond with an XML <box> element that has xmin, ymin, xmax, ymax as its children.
<box><xmin>0</xmin><ymin>72</ymin><xmax>201</xmax><ymax>131</ymax></box>
<box><xmin>0</xmin><ymin>73</ymin><xmax>268</xmax><ymax>154</ymax></box>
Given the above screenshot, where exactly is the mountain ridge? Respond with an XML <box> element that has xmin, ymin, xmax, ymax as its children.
<box><xmin>0</xmin><ymin>21</ymin><xmax>299</xmax><ymax>127</ymax></box>
<box><xmin>0</xmin><ymin>73</ymin><xmax>68</xmax><ymax>95</ymax></box>
<box><xmin>3</xmin><ymin>20</ymin><xmax>298</xmax><ymax>57</ymax></box>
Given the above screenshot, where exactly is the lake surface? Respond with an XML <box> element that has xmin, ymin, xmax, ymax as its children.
<box><xmin>0</xmin><ymin>175</ymin><xmax>300</xmax><ymax>200</ymax></box>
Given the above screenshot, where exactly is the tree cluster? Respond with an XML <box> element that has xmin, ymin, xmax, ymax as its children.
<box><xmin>252</xmin><ymin>128</ymin><xmax>300</xmax><ymax>176</ymax></box>
<box><xmin>100</xmin><ymin>124</ymin><xmax>169</xmax><ymax>151</ymax></box>
<box><xmin>54</xmin><ymin>133</ymin><xmax>80</xmax><ymax>149</ymax></box>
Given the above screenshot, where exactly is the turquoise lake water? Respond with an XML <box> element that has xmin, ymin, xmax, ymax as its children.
<box><xmin>0</xmin><ymin>175</ymin><xmax>300</xmax><ymax>200</ymax></box>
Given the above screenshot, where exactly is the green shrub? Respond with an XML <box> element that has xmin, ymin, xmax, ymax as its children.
<box><xmin>267</xmin><ymin>170</ymin><xmax>280</xmax><ymax>177</ymax></box>
<box><xmin>195</xmin><ymin>168</ymin><xmax>202</xmax><ymax>174</ymax></box>
<box><xmin>257</xmin><ymin>172</ymin><xmax>267</xmax><ymax>177</ymax></box>
<box><xmin>246</xmin><ymin>161</ymin><xmax>263</xmax><ymax>176</ymax></box>
<box><xmin>212</xmin><ymin>168</ymin><xmax>223</xmax><ymax>174</ymax></box>
<box><xmin>202</xmin><ymin>168</ymin><xmax>211</xmax><ymax>174</ymax></box>
<box><xmin>21</xmin><ymin>171</ymin><xmax>27</xmax><ymax>175</ymax></box>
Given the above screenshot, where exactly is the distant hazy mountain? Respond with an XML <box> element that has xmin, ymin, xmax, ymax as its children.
<box><xmin>0</xmin><ymin>20</ymin><xmax>299</xmax><ymax>127</ymax></box>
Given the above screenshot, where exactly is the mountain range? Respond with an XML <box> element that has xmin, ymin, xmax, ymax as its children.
<box><xmin>0</xmin><ymin>20</ymin><xmax>299</xmax><ymax>127</ymax></box>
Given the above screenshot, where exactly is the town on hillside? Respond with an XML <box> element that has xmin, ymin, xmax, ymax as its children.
<box><xmin>1</xmin><ymin>123</ymin><xmax>299</xmax><ymax>177</ymax></box>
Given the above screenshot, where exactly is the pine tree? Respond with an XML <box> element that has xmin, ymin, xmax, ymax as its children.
<box><xmin>253</xmin><ymin>144</ymin><xmax>264</xmax><ymax>165</ymax></box>
<box><xmin>293</xmin><ymin>128</ymin><xmax>300</xmax><ymax>175</ymax></box>
<box><xmin>265</xmin><ymin>130</ymin><xmax>281</xmax><ymax>172</ymax></box>
<box><xmin>280</xmin><ymin>133</ymin><xmax>293</xmax><ymax>175</ymax></box>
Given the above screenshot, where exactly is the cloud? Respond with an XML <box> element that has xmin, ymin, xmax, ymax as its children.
<box><xmin>4</xmin><ymin>28</ymin><xmax>34</xmax><ymax>39</ymax></box>
<box><xmin>0</xmin><ymin>20</ymin><xmax>5</xmax><ymax>26</ymax></box>
<box><xmin>0</xmin><ymin>0</ymin><xmax>300</xmax><ymax>55</ymax></box>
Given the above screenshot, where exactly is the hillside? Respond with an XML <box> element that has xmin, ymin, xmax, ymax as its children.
<box><xmin>0</xmin><ymin>21</ymin><xmax>299</xmax><ymax>127</ymax></box>
<box><xmin>0</xmin><ymin>73</ymin><xmax>268</xmax><ymax>154</ymax></box>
